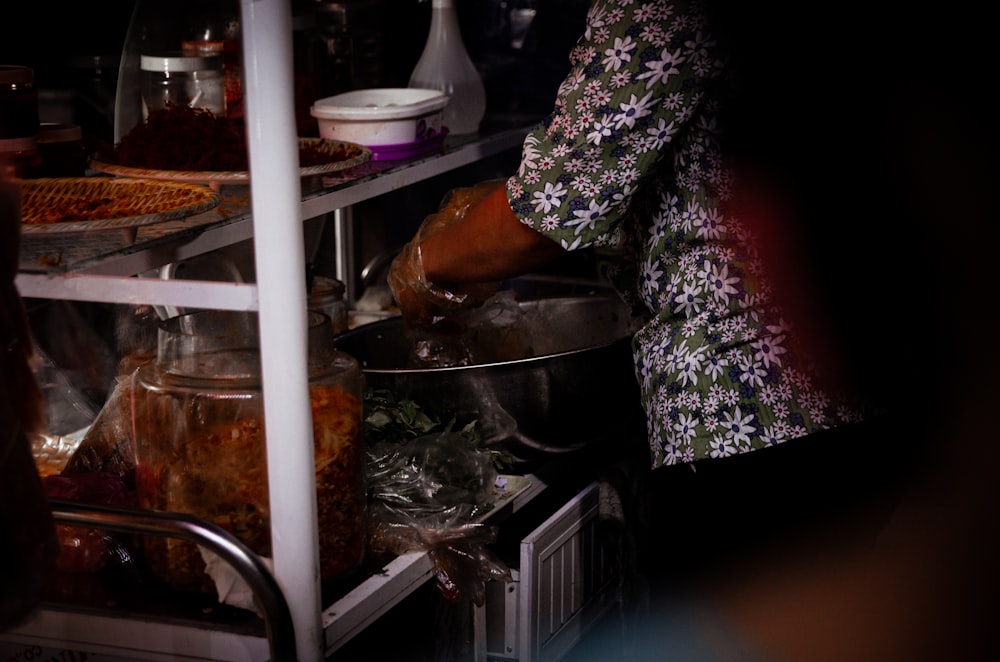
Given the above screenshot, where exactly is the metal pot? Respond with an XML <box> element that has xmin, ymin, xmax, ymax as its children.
<box><xmin>334</xmin><ymin>295</ymin><xmax>645</xmax><ymax>461</ymax></box>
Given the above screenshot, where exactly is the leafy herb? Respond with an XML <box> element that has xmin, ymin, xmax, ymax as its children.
<box><xmin>362</xmin><ymin>387</ymin><xmax>513</xmax><ymax>470</ymax></box>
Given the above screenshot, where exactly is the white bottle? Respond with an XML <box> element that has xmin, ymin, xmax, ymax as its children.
<box><xmin>408</xmin><ymin>0</ymin><xmax>486</xmax><ymax>135</ymax></box>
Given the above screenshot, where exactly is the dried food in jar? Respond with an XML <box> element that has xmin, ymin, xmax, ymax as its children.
<box><xmin>135</xmin><ymin>382</ymin><xmax>365</xmax><ymax>594</ymax></box>
<box><xmin>114</xmin><ymin>104</ymin><xmax>359</xmax><ymax>172</ymax></box>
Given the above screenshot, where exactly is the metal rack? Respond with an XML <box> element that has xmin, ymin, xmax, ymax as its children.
<box><xmin>4</xmin><ymin>1</ymin><xmax>533</xmax><ymax>659</ymax></box>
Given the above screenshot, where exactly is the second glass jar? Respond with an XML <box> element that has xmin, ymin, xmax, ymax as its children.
<box><xmin>131</xmin><ymin>310</ymin><xmax>366</xmax><ymax>593</ymax></box>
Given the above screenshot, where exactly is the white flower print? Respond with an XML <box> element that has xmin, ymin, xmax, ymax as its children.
<box><xmin>704</xmin><ymin>262</ymin><xmax>739</xmax><ymax>305</ymax></box>
<box><xmin>538</xmin><ymin>155</ymin><xmax>557</xmax><ymax>170</ymax></box>
<box><xmin>632</xmin><ymin>3</ymin><xmax>657</xmax><ymax>23</ymax></box>
<box><xmin>721</xmin><ymin>406</ymin><xmax>756</xmax><ymax>446</ymax></box>
<box><xmin>672</xmin><ymin>282</ymin><xmax>704</xmax><ymax>317</ymax></box>
<box><xmin>646</xmin><ymin>117</ymin><xmax>676</xmax><ymax>150</ymax></box>
<box><xmin>674</xmin><ymin>412</ymin><xmax>700</xmax><ymax>442</ymax></box>
<box><xmin>603</xmin><ymin>35</ymin><xmax>637</xmax><ymax>71</ymax></box>
<box><xmin>552</xmin><ymin>143</ymin><xmax>572</xmax><ymax>158</ymax></box>
<box><xmin>676</xmin><ymin>356</ymin><xmax>699</xmax><ymax>387</ymax></box>
<box><xmin>639</xmin><ymin>23</ymin><xmax>668</xmax><ymax>47</ymax></box>
<box><xmin>685</xmin><ymin>30</ymin><xmax>717</xmax><ymax>61</ymax></box>
<box><xmin>703</xmin><ymin>354</ymin><xmax>728</xmax><ymax>382</ymax></box>
<box><xmin>610</xmin><ymin>70</ymin><xmax>632</xmax><ymax>88</ymax></box>
<box><xmin>637</xmin><ymin>47</ymin><xmax>686</xmax><ymax>89</ymax></box>
<box><xmin>648</xmin><ymin>209</ymin><xmax>668</xmax><ymax>248</ymax></box>
<box><xmin>761</xmin><ymin>425</ymin><xmax>785</xmax><ymax>447</ymax></box>
<box><xmin>640</xmin><ymin>255</ymin><xmax>664</xmax><ymax>299</ymax></box>
<box><xmin>663</xmin><ymin>91</ymin><xmax>685</xmax><ymax>110</ymax></box>
<box><xmin>618</xmin><ymin>166</ymin><xmax>642</xmax><ymax>185</ymax></box>
<box><xmin>566</xmin><ymin>198</ymin><xmax>611</xmax><ymax>235</ymax></box>
<box><xmin>586</xmin><ymin>116</ymin><xmax>615</xmax><ymax>145</ymax></box>
<box><xmin>736</xmin><ymin>356</ymin><xmax>766</xmax><ymax>388</ymax></box>
<box><xmin>614</xmin><ymin>92</ymin><xmax>655</xmax><ymax>130</ymax></box>
<box><xmin>518</xmin><ymin>141</ymin><xmax>541</xmax><ymax>176</ymax></box>
<box><xmin>709</xmin><ymin>434</ymin><xmax>737</xmax><ymax>458</ymax></box>
<box><xmin>751</xmin><ymin>333</ymin><xmax>787</xmax><ymax>369</ymax></box>
<box><xmin>539</xmin><ymin>214</ymin><xmax>560</xmax><ymax>231</ymax></box>
<box><xmin>694</xmin><ymin>207</ymin><xmax>724</xmax><ymax>240</ymax></box>
<box><xmin>570</xmin><ymin>174</ymin><xmax>592</xmax><ymax>193</ymax></box>
<box><xmin>558</xmin><ymin>235</ymin><xmax>584</xmax><ymax>251</ymax></box>
<box><xmin>531</xmin><ymin>182</ymin><xmax>567</xmax><ymax>213</ymax></box>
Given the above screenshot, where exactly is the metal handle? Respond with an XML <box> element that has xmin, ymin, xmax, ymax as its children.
<box><xmin>48</xmin><ymin>497</ymin><xmax>297</xmax><ymax>662</ymax></box>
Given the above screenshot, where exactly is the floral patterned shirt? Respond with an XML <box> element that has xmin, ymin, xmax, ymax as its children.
<box><xmin>506</xmin><ymin>0</ymin><xmax>866</xmax><ymax>469</ymax></box>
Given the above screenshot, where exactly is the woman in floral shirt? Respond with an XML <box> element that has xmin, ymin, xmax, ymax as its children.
<box><xmin>388</xmin><ymin>1</ymin><xmax>995</xmax><ymax>658</ymax></box>
<box><xmin>391</xmin><ymin>0</ymin><xmax>869</xmax><ymax>470</ymax></box>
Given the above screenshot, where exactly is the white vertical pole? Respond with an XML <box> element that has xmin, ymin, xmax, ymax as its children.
<box><xmin>239</xmin><ymin>1</ymin><xmax>323</xmax><ymax>660</ymax></box>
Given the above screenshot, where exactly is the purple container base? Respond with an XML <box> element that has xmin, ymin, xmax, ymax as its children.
<box><xmin>368</xmin><ymin>129</ymin><xmax>448</xmax><ymax>161</ymax></box>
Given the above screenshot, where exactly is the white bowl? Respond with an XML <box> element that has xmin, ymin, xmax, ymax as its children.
<box><xmin>310</xmin><ymin>88</ymin><xmax>449</xmax><ymax>150</ymax></box>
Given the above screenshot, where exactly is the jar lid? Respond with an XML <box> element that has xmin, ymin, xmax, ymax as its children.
<box><xmin>311</xmin><ymin>88</ymin><xmax>448</xmax><ymax>121</ymax></box>
<box><xmin>0</xmin><ymin>65</ymin><xmax>34</xmax><ymax>85</ymax></box>
<box><xmin>0</xmin><ymin>136</ymin><xmax>38</xmax><ymax>152</ymax></box>
<box><xmin>311</xmin><ymin>275</ymin><xmax>346</xmax><ymax>299</ymax></box>
<box><xmin>37</xmin><ymin>123</ymin><xmax>83</xmax><ymax>144</ymax></box>
<box><xmin>140</xmin><ymin>52</ymin><xmax>223</xmax><ymax>73</ymax></box>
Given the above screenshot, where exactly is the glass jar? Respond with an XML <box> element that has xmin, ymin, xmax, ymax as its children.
<box><xmin>308</xmin><ymin>276</ymin><xmax>348</xmax><ymax>335</ymax></box>
<box><xmin>132</xmin><ymin>310</ymin><xmax>365</xmax><ymax>593</ymax></box>
<box><xmin>30</xmin><ymin>123</ymin><xmax>87</xmax><ymax>178</ymax></box>
<box><xmin>0</xmin><ymin>65</ymin><xmax>40</xmax><ymax>177</ymax></box>
<box><xmin>0</xmin><ymin>65</ymin><xmax>39</xmax><ymax>140</ymax></box>
<box><xmin>140</xmin><ymin>52</ymin><xmax>226</xmax><ymax>120</ymax></box>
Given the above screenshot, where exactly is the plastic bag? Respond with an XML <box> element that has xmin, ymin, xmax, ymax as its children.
<box><xmin>1</xmin><ymin>178</ymin><xmax>59</xmax><ymax>628</ymax></box>
<box><xmin>366</xmin><ymin>432</ymin><xmax>512</xmax><ymax>605</ymax></box>
<box><xmin>41</xmin><ymin>472</ymin><xmax>137</xmax><ymax>574</ymax></box>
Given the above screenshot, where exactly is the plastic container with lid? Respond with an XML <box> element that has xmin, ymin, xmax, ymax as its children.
<box><xmin>310</xmin><ymin>87</ymin><xmax>449</xmax><ymax>160</ymax></box>
<box><xmin>140</xmin><ymin>52</ymin><xmax>226</xmax><ymax>120</ymax></box>
<box><xmin>131</xmin><ymin>310</ymin><xmax>366</xmax><ymax>593</ymax></box>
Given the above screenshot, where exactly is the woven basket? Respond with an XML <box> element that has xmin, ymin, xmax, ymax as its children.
<box><xmin>19</xmin><ymin>177</ymin><xmax>220</xmax><ymax>229</ymax></box>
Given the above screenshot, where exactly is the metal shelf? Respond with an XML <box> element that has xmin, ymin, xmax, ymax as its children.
<box><xmin>15</xmin><ymin>127</ymin><xmax>528</xmax><ymax>309</ymax></box>
<box><xmin>6</xmin><ymin>1</ymin><xmax>533</xmax><ymax>659</ymax></box>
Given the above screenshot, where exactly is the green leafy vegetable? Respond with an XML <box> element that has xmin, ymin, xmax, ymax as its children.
<box><xmin>362</xmin><ymin>387</ymin><xmax>513</xmax><ymax>470</ymax></box>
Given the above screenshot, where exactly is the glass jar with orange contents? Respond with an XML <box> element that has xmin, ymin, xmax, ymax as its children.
<box><xmin>131</xmin><ymin>309</ymin><xmax>365</xmax><ymax>594</ymax></box>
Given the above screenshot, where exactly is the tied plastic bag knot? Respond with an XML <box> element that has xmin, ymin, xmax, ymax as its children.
<box><xmin>366</xmin><ymin>431</ymin><xmax>512</xmax><ymax>605</ymax></box>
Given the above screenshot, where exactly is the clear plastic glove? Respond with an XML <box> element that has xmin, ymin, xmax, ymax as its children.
<box><xmin>387</xmin><ymin>180</ymin><xmax>503</xmax><ymax>331</ymax></box>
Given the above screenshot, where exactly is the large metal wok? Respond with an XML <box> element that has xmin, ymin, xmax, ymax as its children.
<box><xmin>334</xmin><ymin>295</ymin><xmax>645</xmax><ymax>460</ymax></box>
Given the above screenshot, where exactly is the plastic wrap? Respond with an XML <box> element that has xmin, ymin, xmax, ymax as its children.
<box><xmin>387</xmin><ymin>180</ymin><xmax>502</xmax><ymax>335</ymax></box>
<box><xmin>366</xmin><ymin>432</ymin><xmax>512</xmax><ymax>605</ymax></box>
<box><xmin>41</xmin><ymin>471</ymin><xmax>137</xmax><ymax>574</ymax></box>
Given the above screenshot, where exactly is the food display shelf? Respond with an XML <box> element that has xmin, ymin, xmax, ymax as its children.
<box><xmin>4</xmin><ymin>1</ymin><xmax>534</xmax><ymax>659</ymax></box>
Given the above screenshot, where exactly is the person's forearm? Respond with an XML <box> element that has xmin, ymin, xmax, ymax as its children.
<box><xmin>420</xmin><ymin>184</ymin><xmax>565</xmax><ymax>286</ymax></box>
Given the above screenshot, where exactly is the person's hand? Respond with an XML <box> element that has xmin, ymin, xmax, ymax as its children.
<box><xmin>387</xmin><ymin>180</ymin><xmax>501</xmax><ymax>330</ymax></box>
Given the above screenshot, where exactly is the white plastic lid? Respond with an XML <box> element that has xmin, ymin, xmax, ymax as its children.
<box><xmin>0</xmin><ymin>65</ymin><xmax>34</xmax><ymax>85</ymax></box>
<box><xmin>38</xmin><ymin>123</ymin><xmax>83</xmax><ymax>143</ymax></box>
<box><xmin>310</xmin><ymin>88</ymin><xmax>448</xmax><ymax>121</ymax></box>
<box><xmin>140</xmin><ymin>52</ymin><xmax>222</xmax><ymax>73</ymax></box>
